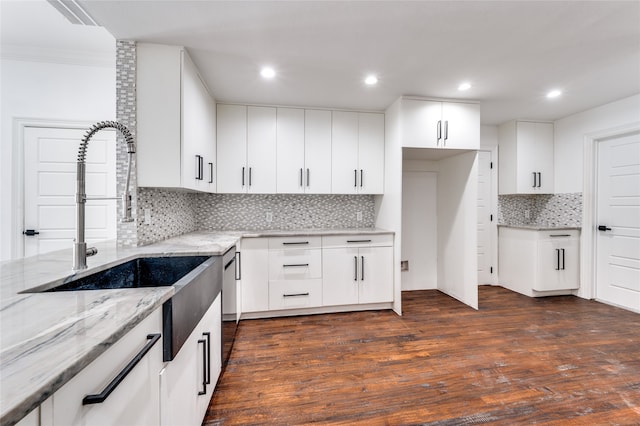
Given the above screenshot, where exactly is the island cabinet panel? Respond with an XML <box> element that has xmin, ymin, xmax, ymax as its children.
<box><xmin>51</xmin><ymin>308</ymin><xmax>163</xmax><ymax>426</ymax></box>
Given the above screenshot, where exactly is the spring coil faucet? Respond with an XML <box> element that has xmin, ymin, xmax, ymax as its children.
<box><xmin>73</xmin><ymin>121</ymin><xmax>135</xmax><ymax>270</ymax></box>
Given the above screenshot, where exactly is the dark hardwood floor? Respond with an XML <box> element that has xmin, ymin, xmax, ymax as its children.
<box><xmin>204</xmin><ymin>286</ymin><xmax>640</xmax><ymax>425</ymax></box>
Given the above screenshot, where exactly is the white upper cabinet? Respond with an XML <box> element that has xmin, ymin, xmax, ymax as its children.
<box><xmin>247</xmin><ymin>106</ymin><xmax>277</xmax><ymax>193</ymax></box>
<box><xmin>276</xmin><ymin>108</ymin><xmax>332</xmax><ymax>194</ymax></box>
<box><xmin>217</xmin><ymin>105</ymin><xmax>276</xmax><ymax>193</ymax></box>
<box><xmin>400</xmin><ymin>98</ymin><xmax>480</xmax><ymax>149</ymax></box>
<box><xmin>137</xmin><ymin>43</ymin><xmax>216</xmax><ymax>192</ymax></box>
<box><xmin>498</xmin><ymin>120</ymin><xmax>554</xmax><ymax>194</ymax></box>
<box><xmin>332</xmin><ymin>111</ymin><xmax>384</xmax><ymax>194</ymax></box>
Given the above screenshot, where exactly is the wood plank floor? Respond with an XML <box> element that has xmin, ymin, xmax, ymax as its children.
<box><xmin>204</xmin><ymin>286</ymin><xmax>640</xmax><ymax>425</ymax></box>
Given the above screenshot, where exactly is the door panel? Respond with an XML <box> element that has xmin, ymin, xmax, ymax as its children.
<box><xmin>596</xmin><ymin>132</ymin><xmax>640</xmax><ymax>312</ymax></box>
<box><xmin>477</xmin><ymin>151</ymin><xmax>494</xmax><ymax>285</ymax></box>
<box><xmin>24</xmin><ymin>127</ymin><xmax>116</xmax><ymax>257</ymax></box>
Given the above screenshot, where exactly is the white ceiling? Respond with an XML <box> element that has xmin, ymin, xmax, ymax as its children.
<box><xmin>3</xmin><ymin>1</ymin><xmax>640</xmax><ymax>125</ymax></box>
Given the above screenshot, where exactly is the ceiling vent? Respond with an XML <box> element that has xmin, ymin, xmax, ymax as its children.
<box><xmin>46</xmin><ymin>0</ymin><xmax>99</xmax><ymax>26</ymax></box>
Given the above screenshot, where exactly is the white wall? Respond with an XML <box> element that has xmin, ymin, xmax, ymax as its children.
<box><xmin>0</xmin><ymin>58</ymin><xmax>115</xmax><ymax>260</ymax></box>
<box><xmin>554</xmin><ymin>94</ymin><xmax>640</xmax><ymax>193</ymax></box>
<box><xmin>480</xmin><ymin>124</ymin><xmax>498</xmax><ymax>149</ymax></box>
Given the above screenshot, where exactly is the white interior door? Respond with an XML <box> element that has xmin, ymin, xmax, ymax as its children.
<box><xmin>596</xmin><ymin>132</ymin><xmax>640</xmax><ymax>312</ymax></box>
<box><xmin>477</xmin><ymin>150</ymin><xmax>495</xmax><ymax>285</ymax></box>
<box><xmin>24</xmin><ymin>126</ymin><xmax>116</xmax><ymax>257</ymax></box>
<box><xmin>401</xmin><ymin>171</ymin><xmax>437</xmax><ymax>290</ymax></box>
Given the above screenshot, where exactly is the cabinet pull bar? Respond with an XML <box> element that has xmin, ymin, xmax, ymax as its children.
<box><xmin>361</xmin><ymin>256</ymin><xmax>365</xmax><ymax>281</ymax></box>
<box><xmin>195</xmin><ymin>155</ymin><xmax>201</xmax><ymax>180</ymax></box>
<box><xmin>283</xmin><ymin>263</ymin><xmax>309</xmax><ymax>268</ymax></box>
<box><xmin>249</xmin><ymin>167</ymin><xmax>252</xmax><ymax>186</ymax></box>
<box><xmin>354</xmin><ymin>169</ymin><xmax>358</xmax><ymax>188</ymax></box>
<box><xmin>197</xmin><ymin>338</ymin><xmax>207</xmax><ymax>395</ymax></box>
<box><xmin>208</xmin><ymin>163</ymin><xmax>214</xmax><ymax>184</ymax></box>
<box><xmin>283</xmin><ymin>293</ymin><xmax>310</xmax><ymax>298</ymax></box>
<box><xmin>354</xmin><ymin>256</ymin><xmax>358</xmax><ymax>281</ymax></box>
<box><xmin>242</xmin><ymin>167</ymin><xmax>245</xmax><ymax>186</ymax></box>
<box><xmin>300</xmin><ymin>168</ymin><xmax>303</xmax><ymax>187</ymax></box>
<box><xmin>82</xmin><ymin>333</ymin><xmax>161</xmax><ymax>405</ymax></box>
<box><xmin>235</xmin><ymin>252</ymin><xmax>241</xmax><ymax>280</ymax></box>
<box><xmin>532</xmin><ymin>172</ymin><xmax>537</xmax><ymax>188</ymax></box>
<box><xmin>537</xmin><ymin>172</ymin><xmax>542</xmax><ymax>188</ymax></box>
<box><xmin>556</xmin><ymin>248</ymin><xmax>560</xmax><ymax>271</ymax></box>
<box><xmin>437</xmin><ymin>120</ymin><xmax>442</xmax><ymax>143</ymax></box>
<box><xmin>282</xmin><ymin>241</ymin><xmax>309</xmax><ymax>245</ymax></box>
<box><xmin>347</xmin><ymin>239</ymin><xmax>372</xmax><ymax>243</ymax></box>
<box><xmin>444</xmin><ymin>120</ymin><xmax>449</xmax><ymax>143</ymax></box>
<box><xmin>549</xmin><ymin>234</ymin><xmax>571</xmax><ymax>237</ymax></box>
<box><xmin>200</xmin><ymin>156</ymin><xmax>204</xmax><ymax>180</ymax></box>
<box><xmin>203</xmin><ymin>332</ymin><xmax>211</xmax><ymax>385</ymax></box>
<box><xmin>561</xmin><ymin>248</ymin><xmax>566</xmax><ymax>270</ymax></box>
<box><xmin>360</xmin><ymin>169</ymin><xmax>363</xmax><ymax>187</ymax></box>
<box><xmin>307</xmin><ymin>168</ymin><xmax>310</xmax><ymax>187</ymax></box>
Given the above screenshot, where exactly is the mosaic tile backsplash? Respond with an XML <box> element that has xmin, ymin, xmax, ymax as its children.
<box><xmin>136</xmin><ymin>190</ymin><xmax>376</xmax><ymax>245</ymax></box>
<box><xmin>498</xmin><ymin>193</ymin><xmax>582</xmax><ymax>227</ymax></box>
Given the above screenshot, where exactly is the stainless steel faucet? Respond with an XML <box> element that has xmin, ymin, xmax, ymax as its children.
<box><xmin>73</xmin><ymin>121</ymin><xmax>135</xmax><ymax>270</ymax></box>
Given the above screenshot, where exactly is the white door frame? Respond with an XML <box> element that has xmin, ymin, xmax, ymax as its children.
<box><xmin>581</xmin><ymin>121</ymin><xmax>640</xmax><ymax>300</ymax></box>
<box><xmin>11</xmin><ymin>118</ymin><xmax>99</xmax><ymax>259</ymax></box>
<box><xmin>478</xmin><ymin>146</ymin><xmax>499</xmax><ymax>285</ymax></box>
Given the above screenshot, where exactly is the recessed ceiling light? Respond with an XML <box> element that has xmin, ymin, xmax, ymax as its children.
<box><xmin>365</xmin><ymin>75</ymin><xmax>378</xmax><ymax>85</ymax></box>
<box><xmin>260</xmin><ymin>67</ymin><xmax>275</xmax><ymax>79</ymax></box>
<box><xmin>547</xmin><ymin>89</ymin><xmax>562</xmax><ymax>99</ymax></box>
<box><xmin>458</xmin><ymin>82</ymin><xmax>471</xmax><ymax>91</ymax></box>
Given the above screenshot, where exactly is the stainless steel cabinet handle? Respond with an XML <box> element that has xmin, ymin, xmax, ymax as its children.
<box><xmin>242</xmin><ymin>167</ymin><xmax>245</xmax><ymax>186</ymax></box>
<box><xmin>235</xmin><ymin>252</ymin><xmax>241</xmax><ymax>280</ymax></box>
<box><xmin>306</xmin><ymin>168</ymin><xmax>310</xmax><ymax>187</ymax></box>
<box><xmin>249</xmin><ymin>167</ymin><xmax>252</xmax><ymax>186</ymax></box>
<box><xmin>82</xmin><ymin>333</ymin><xmax>161</xmax><ymax>405</ymax></box>
<box><xmin>361</xmin><ymin>256</ymin><xmax>365</xmax><ymax>281</ymax></box>
<box><xmin>300</xmin><ymin>168</ymin><xmax>303</xmax><ymax>187</ymax></box>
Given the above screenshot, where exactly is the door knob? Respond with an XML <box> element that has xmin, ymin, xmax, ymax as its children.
<box><xmin>597</xmin><ymin>225</ymin><xmax>612</xmax><ymax>232</ymax></box>
<box><xmin>23</xmin><ymin>229</ymin><xmax>40</xmax><ymax>236</ymax></box>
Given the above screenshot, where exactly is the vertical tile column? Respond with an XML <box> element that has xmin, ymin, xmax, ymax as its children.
<box><xmin>116</xmin><ymin>40</ymin><xmax>138</xmax><ymax>247</ymax></box>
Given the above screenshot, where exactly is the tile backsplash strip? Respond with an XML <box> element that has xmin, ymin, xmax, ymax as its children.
<box><xmin>116</xmin><ymin>40</ymin><xmax>139</xmax><ymax>247</ymax></box>
<box><xmin>498</xmin><ymin>193</ymin><xmax>582</xmax><ymax>227</ymax></box>
<box><xmin>137</xmin><ymin>188</ymin><xmax>198</xmax><ymax>245</ymax></box>
<box><xmin>196</xmin><ymin>194</ymin><xmax>376</xmax><ymax>231</ymax></box>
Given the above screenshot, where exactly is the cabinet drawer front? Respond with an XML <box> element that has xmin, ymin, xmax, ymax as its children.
<box><xmin>322</xmin><ymin>234</ymin><xmax>393</xmax><ymax>248</ymax></box>
<box><xmin>268</xmin><ymin>249</ymin><xmax>321</xmax><ymax>280</ymax></box>
<box><xmin>269</xmin><ymin>279</ymin><xmax>323</xmax><ymax>310</ymax></box>
<box><xmin>269</xmin><ymin>236</ymin><xmax>322</xmax><ymax>249</ymax></box>
<box><xmin>539</xmin><ymin>230</ymin><xmax>580</xmax><ymax>240</ymax></box>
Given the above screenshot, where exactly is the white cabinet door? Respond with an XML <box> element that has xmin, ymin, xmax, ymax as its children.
<box><xmin>304</xmin><ymin>109</ymin><xmax>332</xmax><ymax>194</ymax></box>
<box><xmin>331</xmin><ymin>111</ymin><xmax>359</xmax><ymax>194</ymax></box>
<box><xmin>247</xmin><ymin>106</ymin><xmax>277</xmax><ymax>193</ymax></box>
<box><xmin>322</xmin><ymin>247</ymin><xmax>360</xmax><ymax>306</ymax></box>
<box><xmin>217</xmin><ymin>104</ymin><xmax>247</xmax><ymax>193</ymax></box>
<box><xmin>441</xmin><ymin>102</ymin><xmax>480</xmax><ymax>149</ymax></box>
<box><xmin>196</xmin><ymin>296</ymin><xmax>222</xmax><ymax>422</ymax></box>
<box><xmin>534</xmin><ymin>122</ymin><xmax>554</xmax><ymax>193</ymax></box>
<box><xmin>52</xmin><ymin>309</ymin><xmax>162</xmax><ymax>426</ymax></box>
<box><xmin>358</xmin><ymin>113</ymin><xmax>385</xmax><ymax>194</ymax></box>
<box><xmin>359</xmin><ymin>246</ymin><xmax>394</xmax><ymax>304</ymax></box>
<box><xmin>400</xmin><ymin>99</ymin><xmax>441</xmax><ymax>148</ymax></box>
<box><xmin>241</xmin><ymin>238</ymin><xmax>270</xmax><ymax>313</ymax></box>
<box><xmin>503</xmin><ymin>121</ymin><xmax>554</xmax><ymax>194</ymax></box>
<box><xmin>276</xmin><ymin>108</ymin><xmax>305</xmax><ymax>194</ymax></box>
<box><xmin>535</xmin><ymin>236</ymin><xmax>579</xmax><ymax>291</ymax></box>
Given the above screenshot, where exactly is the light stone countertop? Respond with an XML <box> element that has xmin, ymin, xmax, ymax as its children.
<box><xmin>497</xmin><ymin>224</ymin><xmax>582</xmax><ymax>231</ymax></box>
<box><xmin>0</xmin><ymin>228</ymin><xmax>391</xmax><ymax>425</ymax></box>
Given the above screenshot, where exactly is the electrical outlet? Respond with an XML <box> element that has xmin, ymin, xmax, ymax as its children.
<box><xmin>144</xmin><ymin>208</ymin><xmax>152</xmax><ymax>225</ymax></box>
<box><xmin>357</xmin><ymin>211</ymin><xmax>363</xmax><ymax>221</ymax></box>
<box><xmin>524</xmin><ymin>209</ymin><xmax>531</xmax><ymax>220</ymax></box>
<box><xmin>266</xmin><ymin>211</ymin><xmax>273</xmax><ymax>223</ymax></box>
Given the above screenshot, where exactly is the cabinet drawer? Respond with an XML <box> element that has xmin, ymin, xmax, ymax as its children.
<box><xmin>268</xmin><ymin>249</ymin><xmax>321</xmax><ymax>280</ymax></box>
<box><xmin>269</xmin><ymin>236</ymin><xmax>322</xmax><ymax>249</ymax></box>
<box><xmin>269</xmin><ymin>279</ymin><xmax>323</xmax><ymax>310</ymax></box>
<box><xmin>322</xmin><ymin>233</ymin><xmax>393</xmax><ymax>248</ymax></box>
<box><xmin>538</xmin><ymin>230</ymin><xmax>580</xmax><ymax>240</ymax></box>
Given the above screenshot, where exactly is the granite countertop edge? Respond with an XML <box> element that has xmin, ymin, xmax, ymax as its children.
<box><xmin>497</xmin><ymin>224</ymin><xmax>582</xmax><ymax>231</ymax></box>
<box><xmin>0</xmin><ymin>227</ymin><xmax>391</xmax><ymax>425</ymax></box>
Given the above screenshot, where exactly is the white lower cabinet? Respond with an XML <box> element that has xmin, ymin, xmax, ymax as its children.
<box><xmin>240</xmin><ymin>238</ymin><xmax>270</xmax><ymax>313</ymax></box>
<box><xmin>322</xmin><ymin>244</ymin><xmax>394</xmax><ymax>307</ymax></box>
<box><xmin>499</xmin><ymin>227</ymin><xmax>580</xmax><ymax>296</ymax></box>
<box><xmin>51</xmin><ymin>308</ymin><xmax>163</xmax><ymax>426</ymax></box>
<box><xmin>160</xmin><ymin>294</ymin><xmax>221</xmax><ymax>426</ymax></box>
